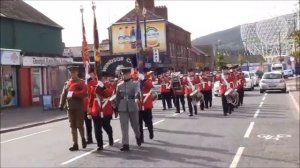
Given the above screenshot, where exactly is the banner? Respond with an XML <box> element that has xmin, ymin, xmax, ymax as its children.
<box><xmin>101</xmin><ymin>55</ymin><xmax>134</xmax><ymax>75</ymax></box>
<box><xmin>111</xmin><ymin>21</ymin><xmax>166</xmax><ymax>54</ymax></box>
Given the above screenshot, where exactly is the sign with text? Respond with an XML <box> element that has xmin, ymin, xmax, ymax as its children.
<box><xmin>153</xmin><ymin>48</ymin><xmax>160</xmax><ymax>63</ymax></box>
<box><xmin>0</xmin><ymin>50</ymin><xmax>21</xmax><ymax>65</ymax></box>
<box><xmin>111</xmin><ymin>21</ymin><xmax>166</xmax><ymax>54</ymax></box>
<box><xmin>22</xmin><ymin>56</ymin><xmax>73</xmax><ymax>66</ymax></box>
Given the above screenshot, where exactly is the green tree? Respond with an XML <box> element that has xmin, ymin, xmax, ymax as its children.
<box><xmin>215</xmin><ymin>52</ymin><xmax>227</xmax><ymax>70</ymax></box>
<box><xmin>290</xmin><ymin>30</ymin><xmax>300</xmax><ymax>59</ymax></box>
<box><xmin>238</xmin><ymin>54</ymin><xmax>246</xmax><ymax>66</ymax></box>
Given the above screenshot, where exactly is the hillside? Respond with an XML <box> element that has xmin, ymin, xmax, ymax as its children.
<box><xmin>192</xmin><ymin>26</ymin><xmax>245</xmax><ymax>56</ymax></box>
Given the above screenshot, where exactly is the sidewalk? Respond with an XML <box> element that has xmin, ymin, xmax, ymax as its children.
<box><xmin>286</xmin><ymin>76</ymin><xmax>300</xmax><ymax>113</ymax></box>
<box><xmin>0</xmin><ymin>106</ymin><xmax>68</xmax><ymax>133</ymax></box>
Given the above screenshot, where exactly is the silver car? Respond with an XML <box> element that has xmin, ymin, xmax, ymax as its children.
<box><xmin>259</xmin><ymin>72</ymin><xmax>286</xmax><ymax>93</ymax></box>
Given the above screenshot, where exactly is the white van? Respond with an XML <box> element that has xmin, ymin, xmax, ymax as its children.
<box><xmin>271</xmin><ymin>64</ymin><xmax>284</xmax><ymax>74</ymax></box>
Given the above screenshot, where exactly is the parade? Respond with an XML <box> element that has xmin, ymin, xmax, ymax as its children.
<box><xmin>1</xmin><ymin>0</ymin><xmax>299</xmax><ymax>167</ymax></box>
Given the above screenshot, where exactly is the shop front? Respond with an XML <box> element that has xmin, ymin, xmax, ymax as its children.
<box><xmin>21</xmin><ymin>56</ymin><xmax>72</xmax><ymax>107</ymax></box>
<box><xmin>0</xmin><ymin>49</ymin><xmax>21</xmax><ymax>108</ymax></box>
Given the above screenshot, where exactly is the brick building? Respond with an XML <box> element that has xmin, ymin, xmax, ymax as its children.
<box><xmin>107</xmin><ymin>0</ymin><xmax>193</xmax><ymax>74</ymax></box>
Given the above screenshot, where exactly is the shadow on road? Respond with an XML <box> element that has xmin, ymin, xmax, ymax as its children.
<box><xmin>154</xmin><ymin>128</ymin><xmax>224</xmax><ymax>138</ymax></box>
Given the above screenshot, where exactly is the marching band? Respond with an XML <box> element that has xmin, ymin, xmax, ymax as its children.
<box><xmin>60</xmin><ymin>65</ymin><xmax>246</xmax><ymax>151</ymax></box>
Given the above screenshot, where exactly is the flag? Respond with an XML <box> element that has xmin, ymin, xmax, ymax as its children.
<box><xmin>135</xmin><ymin>0</ymin><xmax>144</xmax><ymax>76</ymax></box>
<box><xmin>92</xmin><ymin>2</ymin><xmax>101</xmax><ymax>77</ymax></box>
<box><xmin>81</xmin><ymin>7</ymin><xmax>90</xmax><ymax>83</ymax></box>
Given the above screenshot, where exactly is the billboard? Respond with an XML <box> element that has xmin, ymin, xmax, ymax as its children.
<box><xmin>111</xmin><ymin>21</ymin><xmax>166</xmax><ymax>54</ymax></box>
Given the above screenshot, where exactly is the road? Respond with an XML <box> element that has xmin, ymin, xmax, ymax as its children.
<box><xmin>1</xmin><ymin>88</ymin><xmax>299</xmax><ymax>168</ymax></box>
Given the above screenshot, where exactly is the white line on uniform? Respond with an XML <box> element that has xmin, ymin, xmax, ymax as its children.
<box><xmin>153</xmin><ymin>119</ymin><xmax>165</xmax><ymax>125</ymax></box>
<box><xmin>259</xmin><ymin>102</ymin><xmax>263</xmax><ymax>107</ymax></box>
<box><xmin>229</xmin><ymin>147</ymin><xmax>245</xmax><ymax>168</ymax></box>
<box><xmin>253</xmin><ymin>109</ymin><xmax>260</xmax><ymax>118</ymax></box>
<box><xmin>244</xmin><ymin>122</ymin><xmax>255</xmax><ymax>138</ymax></box>
<box><xmin>0</xmin><ymin>129</ymin><xmax>52</xmax><ymax>144</ymax></box>
<box><xmin>60</xmin><ymin>139</ymin><xmax>120</xmax><ymax>165</ymax></box>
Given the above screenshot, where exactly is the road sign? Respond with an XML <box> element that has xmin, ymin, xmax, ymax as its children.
<box><xmin>153</xmin><ymin>48</ymin><xmax>160</xmax><ymax>63</ymax></box>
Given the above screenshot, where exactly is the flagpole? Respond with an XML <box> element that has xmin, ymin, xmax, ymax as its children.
<box><xmin>80</xmin><ymin>5</ymin><xmax>90</xmax><ymax>84</ymax></box>
<box><xmin>92</xmin><ymin>1</ymin><xmax>101</xmax><ymax>80</ymax></box>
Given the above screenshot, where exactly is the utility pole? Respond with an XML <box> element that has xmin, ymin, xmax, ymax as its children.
<box><xmin>279</xmin><ymin>31</ymin><xmax>282</xmax><ymax>63</ymax></box>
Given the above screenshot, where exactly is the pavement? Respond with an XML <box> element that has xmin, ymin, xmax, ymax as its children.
<box><xmin>0</xmin><ymin>106</ymin><xmax>67</xmax><ymax>133</ymax></box>
<box><xmin>286</xmin><ymin>76</ymin><xmax>300</xmax><ymax>113</ymax></box>
<box><xmin>1</xmin><ymin>88</ymin><xmax>299</xmax><ymax>167</ymax></box>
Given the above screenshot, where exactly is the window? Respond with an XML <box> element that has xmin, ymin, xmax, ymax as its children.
<box><xmin>31</xmin><ymin>68</ymin><xmax>42</xmax><ymax>102</ymax></box>
<box><xmin>263</xmin><ymin>73</ymin><xmax>282</xmax><ymax>79</ymax></box>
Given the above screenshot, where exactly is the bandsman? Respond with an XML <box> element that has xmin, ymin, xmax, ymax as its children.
<box><xmin>200</xmin><ymin>67</ymin><xmax>213</xmax><ymax>109</ymax></box>
<box><xmin>116</xmin><ymin>67</ymin><xmax>142</xmax><ymax>151</ymax></box>
<box><xmin>59</xmin><ymin>66</ymin><xmax>88</xmax><ymax>151</ymax></box>
<box><xmin>185</xmin><ymin>69</ymin><xmax>198</xmax><ymax>116</ymax></box>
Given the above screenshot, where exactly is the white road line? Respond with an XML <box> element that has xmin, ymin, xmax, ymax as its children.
<box><xmin>288</xmin><ymin>90</ymin><xmax>300</xmax><ymax>113</ymax></box>
<box><xmin>60</xmin><ymin>139</ymin><xmax>120</xmax><ymax>165</ymax></box>
<box><xmin>262</xmin><ymin>96</ymin><xmax>266</xmax><ymax>101</ymax></box>
<box><xmin>0</xmin><ymin>129</ymin><xmax>51</xmax><ymax>144</ymax></box>
<box><xmin>229</xmin><ymin>147</ymin><xmax>245</xmax><ymax>168</ymax></box>
<box><xmin>264</xmin><ymin>93</ymin><xmax>268</xmax><ymax>96</ymax></box>
<box><xmin>171</xmin><ymin>113</ymin><xmax>178</xmax><ymax>117</ymax></box>
<box><xmin>253</xmin><ymin>109</ymin><xmax>260</xmax><ymax>118</ymax></box>
<box><xmin>259</xmin><ymin>102</ymin><xmax>263</xmax><ymax>107</ymax></box>
<box><xmin>244</xmin><ymin>122</ymin><xmax>255</xmax><ymax>138</ymax></box>
<box><xmin>153</xmin><ymin>119</ymin><xmax>165</xmax><ymax>125</ymax></box>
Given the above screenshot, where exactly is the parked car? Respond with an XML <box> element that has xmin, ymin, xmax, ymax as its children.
<box><xmin>283</xmin><ymin>69</ymin><xmax>294</xmax><ymax>78</ymax></box>
<box><xmin>243</xmin><ymin>71</ymin><xmax>254</xmax><ymax>91</ymax></box>
<box><xmin>153</xmin><ymin>84</ymin><xmax>162</xmax><ymax>100</ymax></box>
<box><xmin>213</xmin><ymin>81</ymin><xmax>220</xmax><ymax>96</ymax></box>
<box><xmin>250</xmin><ymin>71</ymin><xmax>259</xmax><ymax>86</ymax></box>
<box><xmin>259</xmin><ymin>72</ymin><xmax>287</xmax><ymax>93</ymax></box>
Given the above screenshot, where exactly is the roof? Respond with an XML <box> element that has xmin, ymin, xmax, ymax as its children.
<box><xmin>0</xmin><ymin>0</ymin><xmax>62</xmax><ymax>29</ymax></box>
<box><xmin>114</xmin><ymin>9</ymin><xmax>165</xmax><ymax>24</ymax></box>
<box><xmin>191</xmin><ymin>46</ymin><xmax>208</xmax><ymax>56</ymax></box>
<box><xmin>194</xmin><ymin>45</ymin><xmax>215</xmax><ymax>57</ymax></box>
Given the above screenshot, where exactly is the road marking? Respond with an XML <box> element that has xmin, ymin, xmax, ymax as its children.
<box><xmin>257</xmin><ymin>134</ymin><xmax>292</xmax><ymax>141</ymax></box>
<box><xmin>153</xmin><ymin>119</ymin><xmax>165</xmax><ymax>125</ymax></box>
<box><xmin>259</xmin><ymin>102</ymin><xmax>263</xmax><ymax>107</ymax></box>
<box><xmin>172</xmin><ymin>113</ymin><xmax>178</xmax><ymax>117</ymax></box>
<box><xmin>264</xmin><ymin>93</ymin><xmax>268</xmax><ymax>96</ymax></box>
<box><xmin>288</xmin><ymin>90</ymin><xmax>300</xmax><ymax>113</ymax></box>
<box><xmin>244</xmin><ymin>122</ymin><xmax>255</xmax><ymax>138</ymax></box>
<box><xmin>60</xmin><ymin>139</ymin><xmax>120</xmax><ymax>165</ymax></box>
<box><xmin>262</xmin><ymin>96</ymin><xmax>266</xmax><ymax>101</ymax></box>
<box><xmin>253</xmin><ymin>109</ymin><xmax>260</xmax><ymax>118</ymax></box>
<box><xmin>229</xmin><ymin>147</ymin><xmax>245</xmax><ymax>168</ymax></box>
<box><xmin>0</xmin><ymin>129</ymin><xmax>51</xmax><ymax>144</ymax></box>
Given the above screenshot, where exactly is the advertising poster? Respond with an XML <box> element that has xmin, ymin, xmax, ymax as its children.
<box><xmin>112</xmin><ymin>21</ymin><xmax>166</xmax><ymax>54</ymax></box>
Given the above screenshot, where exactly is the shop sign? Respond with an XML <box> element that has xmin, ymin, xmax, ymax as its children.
<box><xmin>0</xmin><ymin>50</ymin><xmax>21</xmax><ymax>65</ymax></box>
<box><xmin>22</xmin><ymin>56</ymin><xmax>73</xmax><ymax>66</ymax></box>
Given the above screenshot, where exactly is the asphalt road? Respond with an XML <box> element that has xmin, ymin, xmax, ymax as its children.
<box><xmin>1</xmin><ymin>88</ymin><xmax>299</xmax><ymax>168</ymax></box>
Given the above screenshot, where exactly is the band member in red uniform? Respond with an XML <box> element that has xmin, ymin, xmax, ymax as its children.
<box><xmin>139</xmin><ymin>71</ymin><xmax>154</xmax><ymax>142</ymax></box>
<box><xmin>236</xmin><ymin>71</ymin><xmax>245</xmax><ymax>106</ymax></box>
<box><xmin>228</xmin><ymin>68</ymin><xmax>237</xmax><ymax>112</ymax></box>
<box><xmin>174</xmin><ymin>75</ymin><xmax>186</xmax><ymax>113</ymax></box>
<box><xmin>185</xmin><ymin>69</ymin><xmax>198</xmax><ymax>116</ymax></box>
<box><xmin>160</xmin><ymin>75</ymin><xmax>172</xmax><ymax>110</ymax></box>
<box><xmin>85</xmin><ymin>67</ymin><xmax>99</xmax><ymax>144</ymax></box>
<box><xmin>201</xmin><ymin>67</ymin><xmax>213</xmax><ymax>109</ymax></box>
<box><xmin>219</xmin><ymin>66</ymin><xmax>231</xmax><ymax>116</ymax></box>
<box><xmin>88</xmin><ymin>71</ymin><xmax>114</xmax><ymax>151</ymax></box>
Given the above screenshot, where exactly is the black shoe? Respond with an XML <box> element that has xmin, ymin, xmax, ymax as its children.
<box><xmin>120</xmin><ymin>144</ymin><xmax>130</xmax><ymax>151</ymax></box>
<box><xmin>97</xmin><ymin>146</ymin><xmax>103</xmax><ymax>151</ymax></box>
<box><xmin>136</xmin><ymin>137</ymin><xmax>142</xmax><ymax>146</ymax></box>
<box><xmin>87</xmin><ymin>140</ymin><xmax>93</xmax><ymax>144</ymax></box>
<box><xmin>149</xmin><ymin>133</ymin><xmax>154</xmax><ymax>139</ymax></box>
<box><xmin>189</xmin><ymin>114</ymin><xmax>193</xmax><ymax>116</ymax></box>
<box><xmin>109</xmin><ymin>138</ymin><xmax>114</xmax><ymax>146</ymax></box>
<box><xmin>175</xmin><ymin>111</ymin><xmax>180</xmax><ymax>113</ymax></box>
<box><xmin>69</xmin><ymin>144</ymin><xmax>79</xmax><ymax>151</ymax></box>
<box><xmin>224</xmin><ymin>113</ymin><xmax>228</xmax><ymax>116</ymax></box>
<box><xmin>82</xmin><ymin>138</ymin><xmax>87</xmax><ymax>149</ymax></box>
<box><xmin>183</xmin><ymin>108</ymin><xmax>186</xmax><ymax>112</ymax></box>
<box><xmin>163</xmin><ymin>108</ymin><xmax>166</xmax><ymax>110</ymax></box>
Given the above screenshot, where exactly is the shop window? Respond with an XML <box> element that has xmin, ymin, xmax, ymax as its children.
<box><xmin>1</xmin><ymin>66</ymin><xmax>17</xmax><ymax>106</ymax></box>
<box><xmin>31</xmin><ymin>68</ymin><xmax>42</xmax><ymax>102</ymax></box>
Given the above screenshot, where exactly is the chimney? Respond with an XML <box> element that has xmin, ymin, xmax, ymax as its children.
<box><xmin>155</xmin><ymin>6</ymin><xmax>168</xmax><ymax>20</ymax></box>
<box><xmin>137</xmin><ymin>0</ymin><xmax>155</xmax><ymax>11</ymax></box>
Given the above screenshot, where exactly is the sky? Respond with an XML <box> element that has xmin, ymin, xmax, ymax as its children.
<box><xmin>24</xmin><ymin>0</ymin><xmax>298</xmax><ymax>47</ymax></box>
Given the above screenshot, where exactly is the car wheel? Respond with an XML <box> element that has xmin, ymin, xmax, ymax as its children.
<box><xmin>282</xmin><ymin>88</ymin><xmax>287</xmax><ymax>93</ymax></box>
<box><xmin>260</xmin><ymin>89</ymin><xmax>264</xmax><ymax>94</ymax></box>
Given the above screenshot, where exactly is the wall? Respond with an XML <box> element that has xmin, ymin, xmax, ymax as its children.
<box><xmin>0</xmin><ymin>18</ymin><xmax>64</xmax><ymax>55</ymax></box>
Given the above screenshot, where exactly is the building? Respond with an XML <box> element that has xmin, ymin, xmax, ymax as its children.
<box><xmin>107</xmin><ymin>0</ymin><xmax>191</xmax><ymax>74</ymax></box>
<box><xmin>0</xmin><ymin>0</ymin><xmax>69</xmax><ymax>108</ymax></box>
<box><xmin>193</xmin><ymin>45</ymin><xmax>215</xmax><ymax>70</ymax></box>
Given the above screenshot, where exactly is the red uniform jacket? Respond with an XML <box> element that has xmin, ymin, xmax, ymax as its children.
<box><xmin>139</xmin><ymin>79</ymin><xmax>154</xmax><ymax>110</ymax></box>
<box><xmin>174</xmin><ymin>78</ymin><xmax>185</xmax><ymax>96</ymax></box>
<box><xmin>185</xmin><ymin>77</ymin><xmax>198</xmax><ymax>96</ymax></box>
<box><xmin>201</xmin><ymin>76</ymin><xmax>213</xmax><ymax>91</ymax></box>
<box><xmin>160</xmin><ymin>79</ymin><xmax>171</xmax><ymax>93</ymax></box>
<box><xmin>67</xmin><ymin>79</ymin><xmax>87</xmax><ymax>99</ymax></box>
<box><xmin>236</xmin><ymin>76</ymin><xmax>246</xmax><ymax>90</ymax></box>
<box><xmin>89</xmin><ymin>81</ymin><xmax>114</xmax><ymax>117</ymax></box>
<box><xmin>228</xmin><ymin>73</ymin><xmax>236</xmax><ymax>89</ymax></box>
<box><xmin>84</xmin><ymin>78</ymin><xmax>97</xmax><ymax>112</ymax></box>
